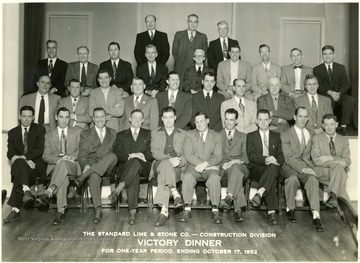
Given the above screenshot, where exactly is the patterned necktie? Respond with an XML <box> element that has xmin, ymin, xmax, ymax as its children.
<box><xmin>239</xmin><ymin>98</ymin><xmax>245</xmax><ymax>117</ymax></box>
<box><xmin>169</xmin><ymin>92</ymin><xmax>175</xmax><ymax>107</ymax></box>
<box><xmin>223</xmin><ymin>39</ymin><xmax>228</xmax><ymax>59</ymax></box>
<box><xmin>81</xmin><ymin>63</ymin><xmax>87</xmax><ymax>86</ymax></box>
<box><xmin>197</xmin><ymin>67</ymin><xmax>202</xmax><ymax>75</ymax></box>
<box><xmin>329</xmin><ymin>136</ymin><xmax>336</xmax><ymax>156</ymax></box>
<box><xmin>72</xmin><ymin>98</ymin><xmax>77</xmax><ymax>113</ymax></box>
<box><xmin>38</xmin><ymin>95</ymin><xmax>45</xmax><ymax>125</ymax></box>
<box><xmin>301</xmin><ymin>129</ymin><xmax>306</xmax><ymax>150</ymax></box>
<box><xmin>60</xmin><ymin>129</ymin><xmax>67</xmax><ymax>156</ymax></box>
<box><xmin>190</xmin><ymin>32</ymin><xmax>194</xmax><ymax>42</ymax></box>
<box><xmin>264</xmin><ymin>65</ymin><xmax>268</xmax><ymax>74</ymax></box>
<box><xmin>150</xmin><ymin>65</ymin><xmax>155</xmax><ymax>84</ymax></box>
<box><xmin>263</xmin><ymin>131</ymin><xmax>269</xmax><ymax>156</ymax></box>
<box><xmin>99</xmin><ymin>129</ymin><xmax>104</xmax><ymax>143</ymax></box>
<box><xmin>112</xmin><ymin>62</ymin><xmax>117</xmax><ymax>80</ymax></box>
<box><xmin>23</xmin><ymin>128</ymin><xmax>28</xmax><ymax>154</ymax></box>
<box><xmin>228</xmin><ymin>130</ymin><xmax>232</xmax><ymax>146</ymax></box>
<box><xmin>200</xmin><ymin>132</ymin><xmax>205</xmax><ymax>145</ymax></box>
<box><xmin>273</xmin><ymin>97</ymin><xmax>278</xmax><ymax>110</ymax></box>
<box><xmin>311</xmin><ymin>96</ymin><xmax>318</xmax><ymax>128</ymax></box>
<box><xmin>48</xmin><ymin>60</ymin><xmax>53</xmax><ymax>76</ymax></box>
<box><xmin>150</xmin><ymin>31</ymin><xmax>154</xmax><ymax>41</ymax></box>
<box><xmin>133</xmin><ymin>130</ymin><xmax>138</xmax><ymax>141</ymax></box>
<box><xmin>134</xmin><ymin>96</ymin><xmax>140</xmax><ymax>109</ymax></box>
<box><xmin>327</xmin><ymin>65</ymin><xmax>333</xmax><ymax>86</ymax></box>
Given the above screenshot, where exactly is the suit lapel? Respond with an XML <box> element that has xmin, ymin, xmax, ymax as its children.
<box><xmin>89</xmin><ymin>127</ymin><xmax>101</xmax><ymax>148</ymax></box>
<box><xmin>52</xmin><ymin>129</ymin><xmax>61</xmax><ymax>152</ymax></box>
<box><xmin>266</xmin><ymin>94</ymin><xmax>274</xmax><ymax>111</ymax></box>
<box><xmin>290</xmin><ymin>127</ymin><xmax>302</xmax><ymax>151</ymax></box>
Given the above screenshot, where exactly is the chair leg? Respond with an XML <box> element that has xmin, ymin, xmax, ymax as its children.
<box><xmin>147</xmin><ymin>181</ymin><xmax>153</xmax><ymax>209</ymax></box>
<box><xmin>245</xmin><ymin>179</ymin><xmax>250</xmax><ymax>213</ymax></box>
<box><xmin>278</xmin><ymin>181</ymin><xmax>283</xmax><ymax>215</ymax></box>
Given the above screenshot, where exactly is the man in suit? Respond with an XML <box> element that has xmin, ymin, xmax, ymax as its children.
<box><xmin>183</xmin><ymin>49</ymin><xmax>214</xmax><ymax>94</ymax></box>
<box><xmin>39</xmin><ymin>107</ymin><xmax>82</xmax><ymax>225</ymax></box>
<box><xmin>257</xmin><ymin>77</ymin><xmax>295</xmax><ymax>133</ymax></box>
<box><xmin>89</xmin><ymin>69</ymin><xmax>125</xmax><ymax>132</ymax></box>
<box><xmin>192</xmin><ymin>72</ymin><xmax>225</xmax><ymax>132</ymax></box>
<box><xmin>311</xmin><ymin>114</ymin><xmax>351</xmax><ymax>208</ymax></box>
<box><xmin>252</xmin><ymin>44</ymin><xmax>281</xmax><ymax>101</ymax></box>
<box><xmin>181</xmin><ymin>112</ymin><xmax>223</xmax><ymax>224</ymax></box>
<box><xmin>313</xmin><ymin>45</ymin><xmax>354</xmax><ymax>135</ymax></box>
<box><xmin>136</xmin><ymin>44</ymin><xmax>168</xmax><ymax>98</ymax></box>
<box><xmin>3</xmin><ymin>106</ymin><xmax>46</xmax><ymax>223</ymax></box>
<box><xmin>294</xmin><ymin>75</ymin><xmax>333</xmax><ymax>134</ymax></box>
<box><xmin>99</xmin><ymin>42</ymin><xmax>134</xmax><ymax>95</ymax></box>
<box><xmin>280</xmin><ymin>48</ymin><xmax>313</xmax><ymax>99</ymax></box>
<box><xmin>34</xmin><ymin>40</ymin><xmax>68</xmax><ymax>97</ymax></box>
<box><xmin>75</xmin><ymin>107</ymin><xmax>118</xmax><ymax>224</ymax></box>
<box><xmin>156</xmin><ymin>71</ymin><xmax>192</xmax><ymax>129</ymax></box>
<box><xmin>122</xmin><ymin>77</ymin><xmax>159</xmax><ymax>131</ymax></box>
<box><xmin>221</xmin><ymin>78</ymin><xmax>257</xmax><ymax>134</ymax></box>
<box><xmin>19</xmin><ymin>75</ymin><xmax>61</xmax><ymax>132</ymax></box>
<box><xmin>219</xmin><ymin>108</ymin><xmax>249</xmax><ymax>222</ymax></box>
<box><xmin>246</xmin><ymin>109</ymin><xmax>284</xmax><ymax>225</ymax></box>
<box><xmin>110</xmin><ymin>109</ymin><xmax>154</xmax><ymax>225</ymax></box>
<box><xmin>150</xmin><ymin>107</ymin><xmax>186</xmax><ymax>226</ymax></box>
<box><xmin>281</xmin><ymin>107</ymin><xmax>324</xmax><ymax>231</ymax></box>
<box><xmin>217</xmin><ymin>45</ymin><xmax>252</xmax><ymax>100</ymax></box>
<box><xmin>207</xmin><ymin>21</ymin><xmax>239</xmax><ymax>74</ymax></box>
<box><xmin>134</xmin><ymin>15</ymin><xmax>170</xmax><ymax>66</ymax></box>
<box><xmin>172</xmin><ymin>14</ymin><xmax>208</xmax><ymax>81</ymax></box>
<box><xmin>64</xmin><ymin>46</ymin><xmax>99</xmax><ymax>96</ymax></box>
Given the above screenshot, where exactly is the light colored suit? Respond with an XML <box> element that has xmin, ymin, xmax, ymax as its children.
<box><xmin>64</xmin><ymin>61</ymin><xmax>99</xmax><ymax>90</ymax></box>
<box><xmin>57</xmin><ymin>95</ymin><xmax>92</xmax><ymax>129</ymax></box>
<box><xmin>280</xmin><ymin>64</ymin><xmax>313</xmax><ymax>96</ymax></box>
<box><xmin>251</xmin><ymin>62</ymin><xmax>281</xmax><ymax>98</ymax></box>
<box><xmin>220</xmin><ymin>97</ymin><xmax>257</xmax><ymax>134</ymax></box>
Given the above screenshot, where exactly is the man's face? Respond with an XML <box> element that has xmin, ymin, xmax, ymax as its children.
<box><xmin>130</xmin><ymin>111</ymin><xmax>144</xmax><ymax>129</ymax></box>
<box><xmin>131</xmin><ymin>79</ymin><xmax>145</xmax><ymax>96</ymax></box>
<box><xmin>145</xmin><ymin>15</ymin><xmax>156</xmax><ymax>30</ymax></box>
<box><xmin>193</xmin><ymin>50</ymin><xmax>205</xmax><ymax>65</ymax></box>
<box><xmin>187</xmin><ymin>16</ymin><xmax>198</xmax><ymax>31</ymax></box>
<box><xmin>202</xmin><ymin>75</ymin><xmax>215</xmax><ymax>92</ymax></box>
<box><xmin>167</xmin><ymin>74</ymin><xmax>180</xmax><ymax>91</ymax></box>
<box><xmin>162</xmin><ymin>111</ymin><xmax>176</xmax><ymax>129</ymax></box>
<box><xmin>37</xmin><ymin>76</ymin><xmax>52</xmax><ymax>95</ymax></box>
<box><xmin>108</xmin><ymin>44</ymin><xmax>120</xmax><ymax>60</ymax></box>
<box><xmin>93</xmin><ymin>110</ymin><xmax>106</xmax><ymax>129</ymax></box>
<box><xmin>56</xmin><ymin>110</ymin><xmax>70</xmax><ymax>129</ymax></box>
<box><xmin>229</xmin><ymin>47</ymin><xmax>240</xmax><ymax>62</ymax></box>
<box><xmin>268</xmin><ymin>78</ymin><xmax>281</xmax><ymax>96</ymax></box>
<box><xmin>145</xmin><ymin>47</ymin><xmax>158</xmax><ymax>63</ymax></box>
<box><xmin>46</xmin><ymin>42</ymin><xmax>57</xmax><ymax>59</ymax></box>
<box><xmin>256</xmin><ymin>112</ymin><xmax>271</xmax><ymax>131</ymax></box>
<box><xmin>290</xmin><ymin>50</ymin><xmax>302</xmax><ymax>65</ymax></box>
<box><xmin>77</xmin><ymin>47</ymin><xmax>89</xmax><ymax>63</ymax></box>
<box><xmin>218</xmin><ymin>24</ymin><xmax>228</xmax><ymax>38</ymax></box>
<box><xmin>305</xmin><ymin>78</ymin><xmax>319</xmax><ymax>95</ymax></box>
<box><xmin>224</xmin><ymin>113</ymin><xmax>237</xmax><ymax>131</ymax></box>
<box><xmin>233</xmin><ymin>79</ymin><xmax>246</xmax><ymax>97</ymax></box>
<box><xmin>19</xmin><ymin>110</ymin><xmax>34</xmax><ymax>128</ymax></box>
<box><xmin>68</xmin><ymin>81</ymin><xmax>81</xmax><ymax>98</ymax></box>
<box><xmin>322</xmin><ymin>49</ymin><xmax>335</xmax><ymax>64</ymax></box>
<box><xmin>259</xmin><ymin>46</ymin><xmax>270</xmax><ymax>62</ymax></box>
<box><xmin>98</xmin><ymin>72</ymin><xmax>111</xmax><ymax>88</ymax></box>
<box><xmin>322</xmin><ymin>118</ymin><xmax>338</xmax><ymax>136</ymax></box>
<box><xmin>194</xmin><ymin>115</ymin><xmax>209</xmax><ymax>132</ymax></box>
<box><xmin>294</xmin><ymin>108</ymin><xmax>309</xmax><ymax>129</ymax></box>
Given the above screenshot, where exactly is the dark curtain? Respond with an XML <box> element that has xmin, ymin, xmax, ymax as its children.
<box><xmin>349</xmin><ymin>3</ymin><xmax>358</xmax><ymax>129</ymax></box>
<box><xmin>23</xmin><ymin>3</ymin><xmax>44</xmax><ymax>95</ymax></box>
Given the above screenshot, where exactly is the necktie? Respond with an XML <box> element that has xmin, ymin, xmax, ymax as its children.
<box><xmin>228</xmin><ymin>130</ymin><xmax>232</xmax><ymax>146</ymax></box>
<box><xmin>311</xmin><ymin>96</ymin><xmax>318</xmax><ymax>128</ymax></box>
<box><xmin>150</xmin><ymin>31</ymin><xmax>154</xmax><ymax>41</ymax></box>
<box><xmin>273</xmin><ymin>97</ymin><xmax>278</xmax><ymax>110</ymax></box>
<box><xmin>99</xmin><ymin>129</ymin><xmax>104</xmax><ymax>143</ymax></box>
<box><xmin>81</xmin><ymin>63</ymin><xmax>87</xmax><ymax>86</ymax></box>
<box><xmin>60</xmin><ymin>129</ymin><xmax>66</xmax><ymax>156</ymax></box>
<box><xmin>48</xmin><ymin>60</ymin><xmax>53</xmax><ymax>76</ymax></box>
<box><xmin>206</xmin><ymin>92</ymin><xmax>210</xmax><ymax>101</ymax></box>
<box><xmin>169</xmin><ymin>92</ymin><xmax>175</xmax><ymax>107</ymax></box>
<box><xmin>200</xmin><ymin>132</ymin><xmax>205</xmax><ymax>144</ymax></box>
<box><xmin>150</xmin><ymin>65</ymin><xmax>155</xmax><ymax>84</ymax></box>
<box><xmin>112</xmin><ymin>62</ymin><xmax>117</xmax><ymax>80</ymax></box>
<box><xmin>134</xmin><ymin>96</ymin><xmax>140</xmax><ymax>109</ymax></box>
<box><xmin>133</xmin><ymin>130</ymin><xmax>138</xmax><ymax>141</ymax></box>
<box><xmin>293</xmin><ymin>65</ymin><xmax>303</xmax><ymax>69</ymax></box>
<box><xmin>72</xmin><ymin>98</ymin><xmax>77</xmax><ymax>113</ymax></box>
<box><xmin>223</xmin><ymin>39</ymin><xmax>228</xmax><ymax>59</ymax></box>
<box><xmin>301</xmin><ymin>129</ymin><xmax>306</xmax><ymax>150</ymax></box>
<box><xmin>239</xmin><ymin>98</ymin><xmax>245</xmax><ymax>117</ymax></box>
<box><xmin>197</xmin><ymin>67</ymin><xmax>202</xmax><ymax>75</ymax></box>
<box><xmin>264</xmin><ymin>66</ymin><xmax>268</xmax><ymax>74</ymax></box>
<box><xmin>327</xmin><ymin>65</ymin><xmax>333</xmax><ymax>86</ymax></box>
<box><xmin>190</xmin><ymin>32</ymin><xmax>194</xmax><ymax>42</ymax></box>
<box><xmin>23</xmin><ymin>128</ymin><xmax>28</xmax><ymax>154</ymax></box>
<box><xmin>38</xmin><ymin>95</ymin><xmax>45</xmax><ymax>125</ymax></box>
<box><xmin>329</xmin><ymin>136</ymin><xmax>336</xmax><ymax>156</ymax></box>
<box><xmin>263</xmin><ymin>131</ymin><xmax>269</xmax><ymax>156</ymax></box>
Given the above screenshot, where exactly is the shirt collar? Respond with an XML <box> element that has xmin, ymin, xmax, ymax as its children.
<box><xmin>307</xmin><ymin>92</ymin><xmax>318</xmax><ymax>100</ymax></box>
<box><xmin>37</xmin><ymin>92</ymin><xmax>48</xmax><ymax>98</ymax></box>
<box><xmin>262</xmin><ymin>61</ymin><xmax>270</xmax><ymax>68</ymax></box>
<box><xmin>131</xmin><ymin>127</ymin><xmax>139</xmax><ymax>134</ymax></box>
<box><xmin>325</xmin><ymin>133</ymin><xmax>336</xmax><ymax>140</ymax></box>
<box><xmin>203</xmin><ymin>90</ymin><xmax>213</xmax><ymax>98</ymax></box>
<box><xmin>21</xmin><ymin>125</ymin><xmax>31</xmax><ymax>131</ymax></box>
<box><xmin>111</xmin><ymin>58</ymin><xmax>120</xmax><ymax>64</ymax></box>
<box><xmin>48</xmin><ymin>57</ymin><xmax>57</xmax><ymax>64</ymax></box>
<box><xmin>95</xmin><ymin>126</ymin><xmax>105</xmax><ymax>133</ymax></box>
<box><xmin>57</xmin><ymin>126</ymin><xmax>68</xmax><ymax>135</ymax></box>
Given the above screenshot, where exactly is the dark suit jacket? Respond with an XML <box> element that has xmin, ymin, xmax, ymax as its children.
<box><xmin>156</xmin><ymin>90</ymin><xmax>192</xmax><ymax>129</ymax></box>
<box><xmin>99</xmin><ymin>59</ymin><xmax>134</xmax><ymax>94</ymax></box>
<box><xmin>136</xmin><ymin>62</ymin><xmax>168</xmax><ymax>92</ymax></box>
<box><xmin>64</xmin><ymin>61</ymin><xmax>99</xmax><ymax>89</ymax></box>
<box><xmin>7</xmin><ymin>123</ymin><xmax>46</xmax><ymax>179</ymax></box>
<box><xmin>207</xmin><ymin>37</ymin><xmax>239</xmax><ymax>72</ymax></box>
<box><xmin>220</xmin><ymin>129</ymin><xmax>249</xmax><ymax>167</ymax></box>
<box><xmin>35</xmin><ymin>58</ymin><xmax>68</xmax><ymax>97</ymax></box>
<box><xmin>246</xmin><ymin>129</ymin><xmax>285</xmax><ymax>169</ymax></box>
<box><xmin>192</xmin><ymin>91</ymin><xmax>225</xmax><ymax>132</ymax></box>
<box><xmin>313</xmin><ymin>62</ymin><xmax>350</xmax><ymax>95</ymax></box>
<box><xmin>182</xmin><ymin>65</ymin><xmax>214</xmax><ymax>93</ymax></box>
<box><xmin>57</xmin><ymin>95</ymin><xmax>92</xmax><ymax>129</ymax></box>
<box><xmin>134</xmin><ymin>30</ymin><xmax>170</xmax><ymax>65</ymax></box>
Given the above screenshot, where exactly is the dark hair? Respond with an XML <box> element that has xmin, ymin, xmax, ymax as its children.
<box><xmin>233</xmin><ymin>78</ymin><xmax>245</xmax><ymax>86</ymax></box>
<box><xmin>93</xmin><ymin>107</ymin><xmax>106</xmax><ymax>115</ymax></box>
<box><xmin>294</xmin><ymin>106</ymin><xmax>308</xmax><ymax>116</ymax></box>
<box><xmin>230</xmin><ymin>45</ymin><xmax>241</xmax><ymax>52</ymax></box>
<box><xmin>77</xmin><ymin>46</ymin><xmax>89</xmax><ymax>53</ymax></box>
<box><xmin>188</xmin><ymin>14</ymin><xmax>199</xmax><ymax>20</ymax></box>
<box><xmin>19</xmin><ymin>105</ymin><xmax>35</xmax><ymax>115</ymax></box>
<box><xmin>57</xmin><ymin>107</ymin><xmax>70</xmax><ymax>116</ymax></box>
<box><xmin>68</xmin><ymin>79</ymin><xmax>81</xmax><ymax>87</ymax></box>
<box><xmin>322</xmin><ymin>45</ymin><xmax>335</xmax><ymax>53</ymax></box>
<box><xmin>290</xmin><ymin>48</ymin><xmax>302</xmax><ymax>55</ymax></box>
<box><xmin>97</xmin><ymin>69</ymin><xmax>111</xmax><ymax>79</ymax></box>
<box><xmin>161</xmin><ymin>106</ymin><xmax>177</xmax><ymax>116</ymax></box>
<box><xmin>259</xmin><ymin>44</ymin><xmax>270</xmax><ymax>53</ymax></box>
<box><xmin>167</xmin><ymin>71</ymin><xmax>179</xmax><ymax>80</ymax></box>
<box><xmin>132</xmin><ymin>76</ymin><xmax>145</xmax><ymax>84</ymax></box>
<box><xmin>194</xmin><ymin>111</ymin><xmax>208</xmax><ymax>119</ymax></box>
<box><xmin>225</xmin><ymin>108</ymin><xmax>239</xmax><ymax>120</ymax></box>
<box><xmin>145</xmin><ymin>44</ymin><xmax>157</xmax><ymax>52</ymax></box>
<box><xmin>203</xmin><ymin>72</ymin><xmax>215</xmax><ymax>81</ymax></box>
<box><xmin>322</xmin><ymin>114</ymin><xmax>337</xmax><ymax>123</ymax></box>
<box><xmin>304</xmin><ymin>74</ymin><xmax>319</xmax><ymax>85</ymax></box>
<box><xmin>108</xmin><ymin>42</ymin><xmax>120</xmax><ymax>50</ymax></box>
<box><xmin>46</xmin><ymin>40</ymin><xmax>57</xmax><ymax>46</ymax></box>
<box><xmin>145</xmin><ymin>15</ymin><xmax>156</xmax><ymax>22</ymax></box>
<box><xmin>257</xmin><ymin>109</ymin><xmax>270</xmax><ymax>118</ymax></box>
<box><xmin>131</xmin><ymin>109</ymin><xmax>144</xmax><ymax>118</ymax></box>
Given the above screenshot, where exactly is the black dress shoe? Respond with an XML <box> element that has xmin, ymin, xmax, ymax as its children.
<box><xmin>267</xmin><ymin>213</ymin><xmax>278</xmax><ymax>225</ymax></box>
<box><xmin>38</xmin><ymin>193</ymin><xmax>50</xmax><ymax>206</ymax></box>
<box><xmin>326</xmin><ymin>192</ymin><xmax>338</xmax><ymax>208</ymax></box>
<box><xmin>154</xmin><ymin>214</ymin><xmax>168</xmax><ymax>227</ymax></box>
<box><xmin>173</xmin><ymin>196</ymin><xmax>183</xmax><ymax>209</ymax></box>
<box><xmin>52</xmin><ymin>212</ymin><xmax>65</xmax><ymax>225</ymax></box>
<box><xmin>235</xmin><ymin>210</ymin><xmax>245</xmax><ymax>222</ymax></box>
<box><xmin>338</xmin><ymin>127</ymin><xmax>348</xmax><ymax>136</ymax></box>
<box><xmin>251</xmin><ymin>193</ymin><xmax>262</xmax><ymax>206</ymax></box>
<box><xmin>220</xmin><ymin>195</ymin><xmax>232</xmax><ymax>210</ymax></box>
<box><xmin>212</xmin><ymin>211</ymin><xmax>222</xmax><ymax>224</ymax></box>
<box><xmin>23</xmin><ymin>190</ymin><xmax>34</xmax><ymax>206</ymax></box>
<box><xmin>128</xmin><ymin>210</ymin><xmax>136</xmax><ymax>225</ymax></box>
<box><xmin>179</xmin><ymin>210</ymin><xmax>192</xmax><ymax>222</ymax></box>
<box><xmin>93</xmin><ymin>207</ymin><xmax>102</xmax><ymax>224</ymax></box>
<box><xmin>286</xmin><ymin>210</ymin><xmax>297</xmax><ymax>223</ymax></box>
<box><xmin>3</xmin><ymin>211</ymin><xmax>20</xmax><ymax>223</ymax></box>
<box><xmin>313</xmin><ymin>218</ymin><xmax>324</xmax><ymax>232</ymax></box>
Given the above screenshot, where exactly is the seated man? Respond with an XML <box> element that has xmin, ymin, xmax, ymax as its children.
<box><xmin>3</xmin><ymin>106</ymin><xmax>46</xmax><ymax>223</ymax></box>
<box><xmin>281</xmin><ymin>107</ymin><xmax>324</xmax><ymax>231</ymax></box>
<box><xmin>219</xmin><ymin>108</ymin><xmax>249</xmax><ymax>222</ymax></box>
<box><xmin>246</xmin><ymin>109</ymin><xmax>284</xmax><ymax>225</ymax></box>
<box><xmin>181</xmin><ymin>112</ymin><xmax>222</xmax><ymax>224</ymax></box>
<box><xmin>109</xmin><ymin>109</ymin><xmax>154</xmax><ymax>225</ymax></box>
<box><xmin>75</xmin><ymin>107</ymin><xmax>118</xmax><ymax>224</ymax></box>
<box><xmin>40</xmin><ymin>107</ymin><xmax>82</xmax><ymax>225</ymax></box>
<box><xmin>311</xmin><ymin>114</ymin><xmax>351</xmax><ymax>208</ymax></box>
<box><xmin>151</xmin><ymin>107</ymin><xmax>186</xmax><ymax>226</ymax></box>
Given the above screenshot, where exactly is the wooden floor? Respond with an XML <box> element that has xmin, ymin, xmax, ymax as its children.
<box><xmin>2</xmin><ymin>201</ymin><xmax>358</xmax><ymax>262</ymax></box>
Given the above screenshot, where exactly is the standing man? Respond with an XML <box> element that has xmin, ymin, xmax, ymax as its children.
<box><xmin>64</xmin><ymin>46</ymin><xmax>99</xmax><ymax>96</ymax></box>
<box><xmin>40</xmin><ymin>107</ymin><xmax>82</xmax><ymax>225</ymax></box>
<box><xmin>99</xmin><ymin>42</ymin><xmax>134</xmax><ymax>95</ymax></box>
<box><xmin>219</xmin><ymin>108</ymin><xmax>249</xmax><ymax>222</ymax></box>
<box><xmin>134</xmin><ymin>15</ymin><xmax>170</xmax><ymax>66</ymax></box>
<box><xmin>313</xmin><ymin>45</ymin><xmax>354</xmax><ymax>135</ymax></box>
<box><xmin>34</xmin><ymin>40</ymin><xmax>68</xmax><ymax>97</ymax></box>
<box><xmin>75</xmin><ymin>107</ymin><xmax>118</xmax><ymax>224</ymax></box>
<box><xmin>281</xmin><ymin>107</ymin><xmax>324</xmax><ymax>231</ymax></box>
<box><xmin>280</xmin><ymin>48</ymin><xmax>313</xmax><ymax>99</ymax></box>
<box><xmin>3</xmin><ymin>106</ymin><xmax>46</xmax><ymax>223</ymax></box>
<box><xmin>172</xmin><ymin>14</ymin><xmax>208</xmax><ymax>81</ymax></box>
<box><xmin>20</xmin><ymin>75</ymin><xmax>61</xmax><ymax>132</ymax></box>
<box><xmin>150</xmin><ymin>107</ymin><xmax>187</xmax><ymax>226</ymax></box>
<box><xmin>181</xmin><ymin>112</ymin><xmax>223</xmax><ymax>224</ymax></box>
<box><xmin>110</xmin><ymin>109</ymin><xmax>153</xmax><ymax>225</ymax></box>
<box><xmin>207</xmin><ymin>21</ymin><xmax>239</xmax><ymax>74</ymax></box>
<box><xmin>246</xmin><ymin>109</ymin><xmax>284</xmax><ymax>225</ymax></box>
<box><xmin>221</xmin><ymin>78</ymin><xmax>257</xmax><ymax>134</ymax></box>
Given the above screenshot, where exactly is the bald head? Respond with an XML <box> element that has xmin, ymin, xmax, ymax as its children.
<box><xmin>267</xmin><ymin>77</ymin><xmax>281</xmax><ymax>96</ymax></box>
